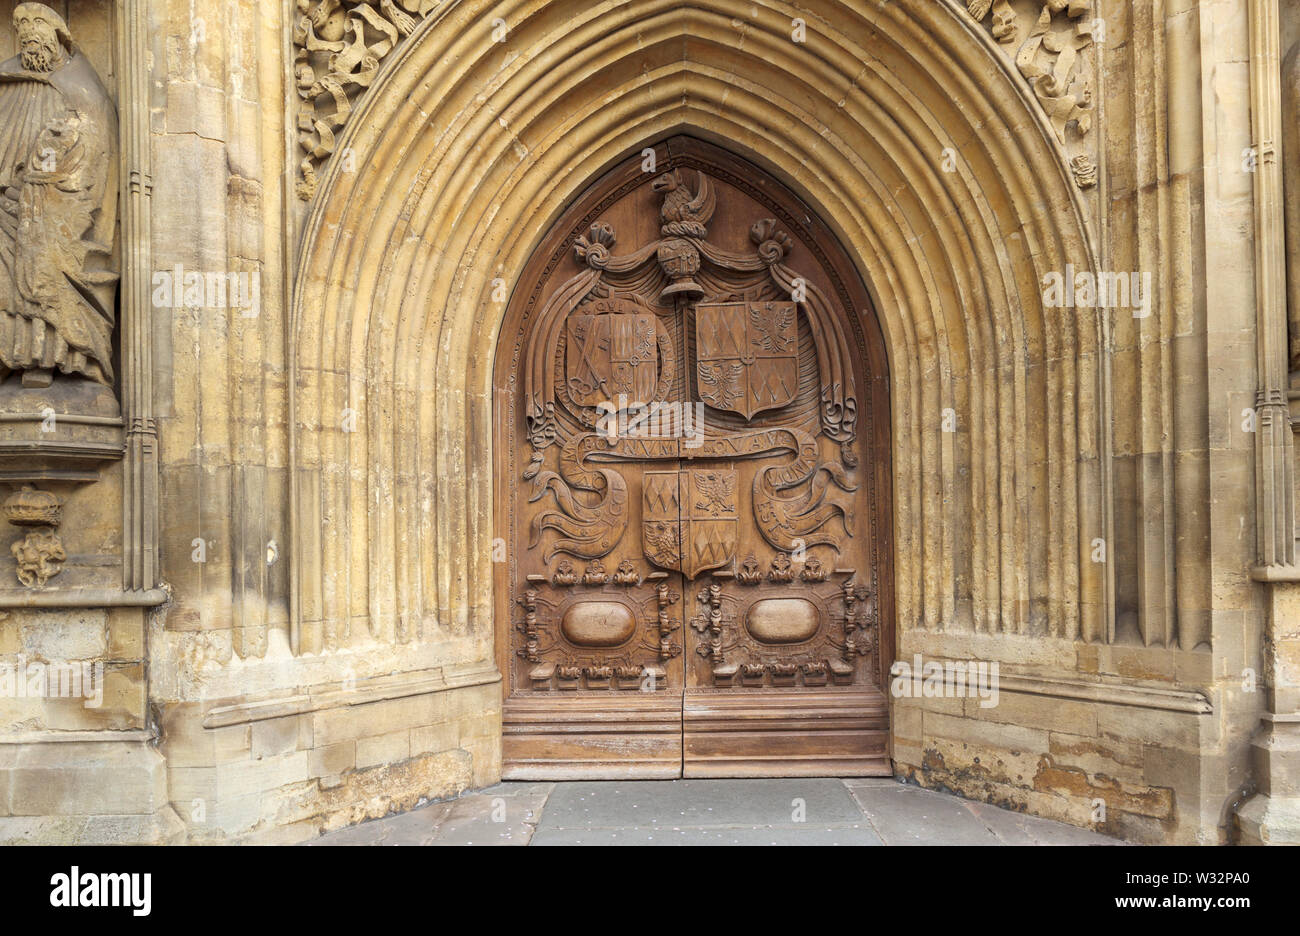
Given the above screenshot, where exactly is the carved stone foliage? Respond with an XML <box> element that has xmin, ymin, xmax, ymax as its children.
<box><xmin>293</xmin><ymin>0</ymin><xmax>437</xmax><ymax>200</ymax></box>
<box><xmin>965</xmin><ymin>0</ymin><xmax>1097</xmax><ymax>187</ymax></box>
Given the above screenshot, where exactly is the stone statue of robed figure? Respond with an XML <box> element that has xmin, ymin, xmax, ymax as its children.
<box><xmin>0</xmin><ymin>3</ymin><xmax>118</xmax><ymax>389</ymax></box>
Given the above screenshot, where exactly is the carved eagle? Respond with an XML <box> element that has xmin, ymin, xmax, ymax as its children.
<box><xmin>698</xmin><ymin>361</ymin><xmax>745</xmax><ymax>410</ymax></box>
<box><xmin>750</xmin><ymin>304</ymin><xmax>796</xmax><ymax>353</ymax></box>
<box><xmin>693</xmin><ymin>472</ymin><xmax>736</xmax><ymax>516</ymax></box>
<box><xmin>643</xmin><ymin>520</ymin><xmax>680</xmax><ymax>566</ymax></box>
<box><xmin>652</xmin><ymin>169</ymin><xmax>716</xmax><ymax>233</ymax></box>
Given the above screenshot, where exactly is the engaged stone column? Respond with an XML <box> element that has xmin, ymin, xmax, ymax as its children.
<box><xmin>1239</xmin><ymin>1</ymin><xmax>1300</xmax><ymax>845</ymax></box>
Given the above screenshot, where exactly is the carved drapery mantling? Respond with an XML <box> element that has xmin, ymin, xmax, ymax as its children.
<box><xmin>519</xmin><ymin>171</ymin><xmax>862</xmax><ymax>572</ymax></box>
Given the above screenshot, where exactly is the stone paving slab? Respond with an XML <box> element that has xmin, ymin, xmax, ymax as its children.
<box><xmin>845</xmin><ymin>780</ymin><xmax>1118</xmax><ymax>846</ymax></box>
<box><xmin>308</xmin><ymin>782</ymin><xmax>551</xmax><ymax>846</ymax></box>
<box><xmin>309</xmin><ymin>778</ymin><xmax>1119</xmax><ymax>846</ymax></box>
<box><xmin>427</xmin><ymin>784</ymin><xmax>551</xmax><ymax>846</ymax></box>
<box><xmin>536</xmin><ymin>779</ymin><xmax>865</xmax><ymax>831</ymax></box>
<box><xmin>960</xmin><ymin>800</ymin><xmax>1123</xmax><ymax>846</ymax></box>
<box><xmin>530</xmin><ymin>826</ymin><xmax>884</xmax><ymax>846</ymax></box>
<box><xmin>845</xmin><ymin>779</ymin><xmax>1002</xmax><ymax>845</ymax></box>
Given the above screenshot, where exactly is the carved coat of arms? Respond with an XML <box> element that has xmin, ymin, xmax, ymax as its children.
<box><xmin>695</xmin><ymin>301</ymin><xmax>798</xmax><ymax>419</ymax></box>
<box><xmin>643</xmin><ymin>469</ymin><xmax>738</xmax><ymax>579</ymax></box>
<box><xmin>565</xmin><ymin>300</ymin><xmax>660</xmax><ymax>408</ymax></box>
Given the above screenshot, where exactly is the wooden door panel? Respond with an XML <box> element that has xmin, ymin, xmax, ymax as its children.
<box><xmin>494</xmin><ymin>136</ymin><xmax>893</xmax><ymax>778</ymax></box>
<box><xmin>682</xmin><ymin>691</ymin><xmax>891</xmax><ymax>778</ymax></box>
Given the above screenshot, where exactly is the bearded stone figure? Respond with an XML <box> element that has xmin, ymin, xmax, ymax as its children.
<box><xmin>0</xmin><ymin>4</ymin><xmax>118</xmax><ymax>389</ymax></box>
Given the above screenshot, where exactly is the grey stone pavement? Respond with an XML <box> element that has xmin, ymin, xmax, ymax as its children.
<box><xmin>309</xmin><ymin>778</ymin><xmax>1121</xmax><ymax>845</ymax></box>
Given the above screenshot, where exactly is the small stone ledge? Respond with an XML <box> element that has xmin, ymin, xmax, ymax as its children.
<box><xmin>1250</xmin><ymin>563</ymin><xmax>1300</xmax><ymax>583</ymax></box>
<box><xmin>892</xmin><ymin>659</ymin><xmax>1212</xmax><ymax>714</ymax></box>
<box><xmin>0</xmin><ymin>729</ymin><xmax>154</xmax><ymax>745</ymax></box>
<box><xmin>201</xmin><ymin>661</ymin><xmax>501</xmax><ymax>728</ymax></box>
<box><xmin>995</xmin><ymin>673</ymin><xmax>1212</xmax><ymax>714</ymax></box>
<box><xmin>0</xmin><ymin>588</ymin><xmax>167</xmax><ymax>609</ymax></box>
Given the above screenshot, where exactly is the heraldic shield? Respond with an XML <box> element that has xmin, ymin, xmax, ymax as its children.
<box><xmin>565</xmin><ymin>299</ymin><xmax>660</xmax><ymax>408</ymax></box>
<box><xmin>695</xmin><ymin>300</ymin><xmax>799</xmax><ymax>419</ymax></box>
<box><xmin>643</xmin><ymin>469</ymin><xmax>738</xmax><ymax>579</ymax></box>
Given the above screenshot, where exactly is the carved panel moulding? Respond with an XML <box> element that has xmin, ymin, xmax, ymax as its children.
<box><xmin>292</xmin><ymin>0</ymin><xmax>439</xmax><ymax>201</ymax></box>
<box><xmin>963</xmin><ymin>0</ymin><xmax>1099</xmax><ymax>189</ymax></box>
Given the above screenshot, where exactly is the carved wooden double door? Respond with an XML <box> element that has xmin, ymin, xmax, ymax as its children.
<box><xmin>494</xmin><ymin>138</ymin><xmax>893</xmax><ymax>777</ymax></box>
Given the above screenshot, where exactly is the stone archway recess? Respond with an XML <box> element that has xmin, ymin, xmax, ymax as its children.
<box><xmin>288</xmin><ymin>0</ymin><xmax>1104</xmax><ymax>686</ymax></box>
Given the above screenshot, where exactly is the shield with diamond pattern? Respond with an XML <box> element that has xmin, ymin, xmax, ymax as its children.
<box><xmin>643</xmin><ymin>469</ymin><xmax>738</xmax><ymax>579</ymax></box>
<box><xmin>695</xmin><ymin>300</ymin><xmax>798</xmax><ymax>419</ymax></box>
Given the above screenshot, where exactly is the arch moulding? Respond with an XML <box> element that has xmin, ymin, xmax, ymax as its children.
<box><xmin>287</xmin><ymin>0</ymin><xmax>1106</xmax><ymax>675</ymax></box>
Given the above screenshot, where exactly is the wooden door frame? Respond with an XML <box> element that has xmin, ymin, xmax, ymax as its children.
<box><xmin>491</xmin><ymin>134</ymin><xmax>895</xmax><ymax>770</ymax></box>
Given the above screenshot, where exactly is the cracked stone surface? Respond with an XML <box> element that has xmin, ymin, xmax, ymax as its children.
<box><xmin>309</xmin><ymin>778</ymin><xmax>1120</xmax><ymax>846</ymax></box>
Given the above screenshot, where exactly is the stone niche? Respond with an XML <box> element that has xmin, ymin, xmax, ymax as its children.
<box><xmin>0</xmin><ymin>1</ymin><xmax>152</xmax><ymax>603</ymax></box>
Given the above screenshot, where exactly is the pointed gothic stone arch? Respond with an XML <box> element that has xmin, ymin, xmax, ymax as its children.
<box><xmin>288</xmin><ymin>0</ymin><xmax>1104</xmax><ymax>671</ymax></box>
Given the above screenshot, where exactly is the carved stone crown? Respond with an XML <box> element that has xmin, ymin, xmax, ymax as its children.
<box><xmin>4</xmin><ymin>485</ymin><xmax>61</xmax><ymax>527</ymax></box>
